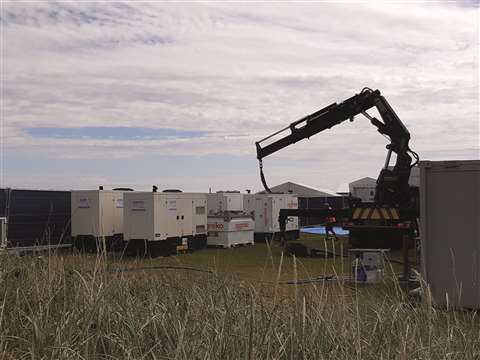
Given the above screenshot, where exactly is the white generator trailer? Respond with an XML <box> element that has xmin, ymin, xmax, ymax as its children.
<box><xmin>244</xmin><ymin>193</ymin><xmax>300</xmax><ymax>242</ymax></box>
<box><xmin>71</xmin><ymin>189</ymin><xmax>127</xmax><ymax>251</ymax></box>
<box><xmin>123</xmin><ymin>191</ymin><xmax>207</xmax><ymax>256</ymax></box>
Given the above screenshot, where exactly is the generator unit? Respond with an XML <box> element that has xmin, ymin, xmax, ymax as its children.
<box><xmin>71</xmin><ymin>189</ymin><xmax>127</xmax><ymax>251</ymax></box>
<box><xmin>123</xmin><ymin>191</ymin><xmax>207</xmax><ymax>256</ymax></box>
<box><xmin>207</xmin><ymin>191</ymin><xmax>244</xmax><ymax>213</ymax></box>
<box><xmin>244</xmin><ymin>194</ymin><xmax>300</xmax><ymax>242</ymax></box>
<box><xmin>206</xmin><ymin>192</ymin><xmax>254</xmax><ymax>248</ymax></box>
<box><xmin>420</xmin><ymin>160</ymin><xmax>480</xmax><ymax>309</ymax></box>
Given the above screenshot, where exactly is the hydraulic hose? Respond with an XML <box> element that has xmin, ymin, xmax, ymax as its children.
<box><xmin>259</xmin><ymin>159</ymin><xmax>272</xmax><ymax>193</ymax></box>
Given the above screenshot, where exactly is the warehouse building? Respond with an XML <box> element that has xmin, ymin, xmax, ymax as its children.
<box><xmin>349</xmin><ymin>167</ymin><xmax>420</xmax><ymax>202</ymax></box>
<box><xmin>258</xmin><ymin>181</ymin><xmax>338</xmax><ymax>198</ymax></box>
<box><xmin>349</xmin><ymin>177</ymin><xmax>377</xmax><ymax>202</ymax></box>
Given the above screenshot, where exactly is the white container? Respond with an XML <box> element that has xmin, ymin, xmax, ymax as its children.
<box><xmin>207</xmin><ymin>215</ymin><xmax>254</xmax><ymax>248</ymax></box>
<box><xmin>244</xmin><ymin>194</ymin><xmax>299</xmax><ymax>241</ymax></box>
<box><xmin>420</xmin><ymin>160</ymin><xmax>480</xmax><ymax>309</ymax></box>
<box><xmin>123</xmin><ymin>192</ymin><xmax>207</xmax><ymax>242</ymax></box>
<box><xmin>207</xmin><ymin>192</ymin><xmax>244</xmax><ymax>214</ymax></box>
<box><xmin>71</xmin><ymin>190</ymin><xmax>125</xmax><ymax>238</ymax></box>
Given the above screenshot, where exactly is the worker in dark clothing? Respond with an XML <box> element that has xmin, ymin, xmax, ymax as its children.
<box><xmin>324</xmin><ymin>204</ymin><xmax>339</xmax><ymax>241</ymax></box>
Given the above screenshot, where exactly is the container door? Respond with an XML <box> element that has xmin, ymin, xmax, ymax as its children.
<box><xmin>100</xmin><ymin>192</ymin><xmax>116</xmax><ymax>237</ymax></box>
<box><xmin>113</xmin><ymin>192</ymin><xmax>124</xmax><ymax>234</ymax></box>
<box><xmin>243</xmin><ymin>196</ymin><xmax>249</xmax><ymax>214</ymax></box>
<box><xmin>256</xmin><ymin>197</ymin><xmax>266</xmax><ymax>233</ymax></box>
<box><xmin>192</xmin><ymin>197</ymin><xmax>207</xmax><ymax>235</ymax></box>
<box><xmin>263</xmin><ymin>198</ymin><xmax>271</xmax><ymax>233</ymax></box>
<box><xmin>125</xmin><ymin>194</ymin><xmax>153</xmax><ymax>241</ymax></box>
<box><xmin>178</xmin><ymin>196</ymin><xmax>193</xmax><ymax>237</ymax></box>
<box><xmin>206</xmin><ymin>194</ymin><xmax>218</xmax><ymax>215</ymax></box>
<box><xmin>165</xmin><ymin>196</ymin><xmax>179</xmax><ymax>239</ymax></box>
<box><xmin>272</xmin><ymin>197</ymin><xmax>281</xmax><ymax>232</ymax></box>
<box><xmin>244</xmin><ymin>195</ymin><xmax>257</xmax><ymax>218</ymax></box>
<box><xmin>71</xmin><ymin>191</ymin><xmax>100</xmax><ymax>237</ymax></box>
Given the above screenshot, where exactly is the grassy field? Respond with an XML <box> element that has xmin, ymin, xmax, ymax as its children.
<box><xmin>128</xmin><ymin>233</ymin><xmax>351</xmax><ymax>283</ymax></box>
<box><xmin>0</xmin><ymin>233</ymin><xmax>479</xmax><ymax>359</ymax></box>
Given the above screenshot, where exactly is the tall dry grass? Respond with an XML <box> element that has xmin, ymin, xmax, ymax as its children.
<box><xmin>0</xmin><ymin>251</ymin><xmax>479</xmax><ymax>359</ymax></box>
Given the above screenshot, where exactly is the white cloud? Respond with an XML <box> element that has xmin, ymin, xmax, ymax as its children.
<box><xmin>2</xmin><ymin>1</ymin><xmax>478</xmax><ymax>190</ymax></box>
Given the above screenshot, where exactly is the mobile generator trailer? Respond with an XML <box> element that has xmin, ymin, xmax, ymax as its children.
<box><xmin>244</xmin><ymin>193</ymin><xmax>300</xmax><ymax>242</ymax></box>
<box><xmin>71</xmin><ymin>189</ymin><xmax>127</xmax><ymax>251</ymax></box>
<box><xmin>123</xmin><ymin>191</ymin><xmax>207</xmax><ymax>256</ymax></box>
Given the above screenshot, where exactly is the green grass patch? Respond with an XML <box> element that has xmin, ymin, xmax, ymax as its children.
<box><xmin>123</xmin><ymin>233</ymin><xmax>350</xmax><ymax>283</ymax></box>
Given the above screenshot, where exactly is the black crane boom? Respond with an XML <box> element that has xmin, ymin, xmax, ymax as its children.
<box><xmin>255</xmin><ymin>88</ymin><xmax>419</xmax><ymax>208</ymax></box>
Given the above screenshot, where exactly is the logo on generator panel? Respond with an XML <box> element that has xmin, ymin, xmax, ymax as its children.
<box><xmin>207</xmin><ymin>223</ymin><xmax>224</xmax><ymax>230</ymax></box>
<box><xmin>235</xmin><ymin>223</ymin><xmax>251</xmax><ymax>230</ymax></box>
<box><xmin>287</xmin><ymin>200</ymin><xmax>298</xmax><ymax>208</ymax></box>
<box><xmin>78</xmin><ymin>198</ymin><xmax>90</xmax><ymax>208</ymax></box>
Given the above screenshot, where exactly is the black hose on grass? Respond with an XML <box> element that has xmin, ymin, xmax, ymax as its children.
<box><xmin>110</xmin><ymin>265</ymin><xmax>214</xmax><ymax>274</ymax></box>
<box><xmin>281</xmin><ymin>275</ymin><xmax>335</xmax><ymax>285</ymax></box>
<box><xmin>111</xmin><ymin>265</ymin><xmax>352</xmax><ymax>288</ymax></box>
<box><xmin>308</xmin><ymin>249</ymin><xmax>349</xmax><ymax>259</ymax></box>
<box><xmin>110</xmin><ymin>265</ymin><xmax>413</xmax><ymax>293</ymax></box>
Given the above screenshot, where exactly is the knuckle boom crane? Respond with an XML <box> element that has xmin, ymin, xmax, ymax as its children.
<box><xmin>255</xmin><ymin>87</ymin><xmax>419</xmax><ymax>247</ymax></box>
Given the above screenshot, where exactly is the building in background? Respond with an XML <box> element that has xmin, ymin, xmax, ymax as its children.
<box><xmin>258</xmin><ymin>181</ymin><xmax>338</xmax><ymax>198</ymax></box>
<box><xmin>349</xmin><ymin>167</ymin><xmax>420</xmax><ymax>203</ymax></box>
<box><xmin>258</xmin><ymin>182</ymin><xmax>347</xmax><ymax>226</ymax></box>
<box><xmin>349</xmin><ymin>177</ymin><xmax>377</xmax><ymax>202</ymax></box>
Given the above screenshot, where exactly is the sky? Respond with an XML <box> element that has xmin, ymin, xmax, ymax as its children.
<box><xmin>1</xmin><ymin>1</ymin><xmax>479</xmax><ymax>193</ymax></box>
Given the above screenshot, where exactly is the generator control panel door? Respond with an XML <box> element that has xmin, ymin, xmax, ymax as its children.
<box><xmin>101</xmin><ymin>193</ymin><xmax>116</xmax><ymax>236</ymax></box>
<box><xmin>165</xmin><ymin>198</ymin><xmax>179</xmax><ymax>239</ymax></box>
<box><xmin>177</xmin><ymin>197</ymin><xmax>193</xmax><ymax>237</ymax></box>
<box><xmin>192</xmin><ymin>198</ymin><xmax>207</xmax><ymax>235</ymax></box>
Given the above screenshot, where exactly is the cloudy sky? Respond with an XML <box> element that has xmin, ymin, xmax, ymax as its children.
<box><xmin>2</xmin><ymin>1</ymin><xmax>479</xmax><ymax>193</ymax></box>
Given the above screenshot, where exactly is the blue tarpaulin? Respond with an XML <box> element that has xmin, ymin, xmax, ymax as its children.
<box><xmin>301</xmin><ymin>226</ymin><xmax>349</xmax><ymax>236</ymax></box>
